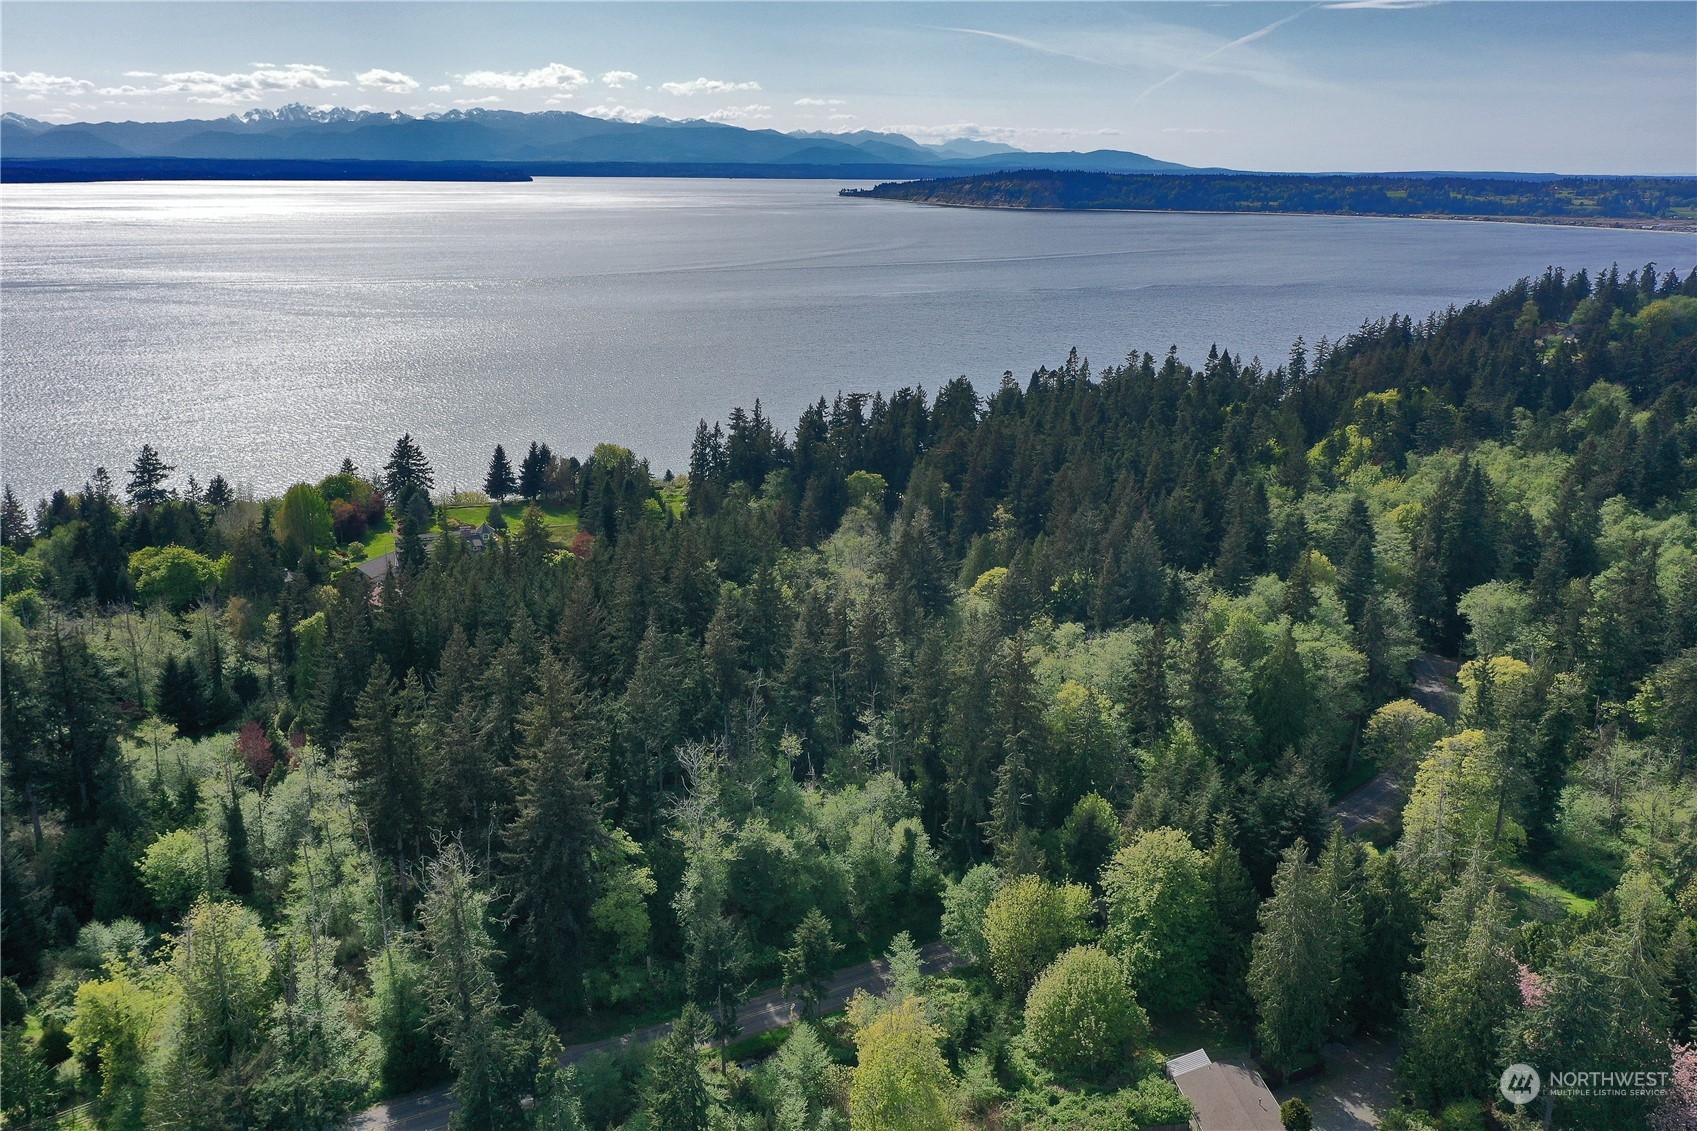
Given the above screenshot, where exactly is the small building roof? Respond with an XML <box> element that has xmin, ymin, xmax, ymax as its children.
<box><xmin>1167</xmin><ymin>1048</ymin><xmax>1212</xmax><ymax>1077</ymax></box>
<box><xmin>355</xmin><ymin>551</ymin><xmax>398</xmax><ymax>579</ymax></box>
<box><xmin>1167</xmin><ymin>1054</ymin><xmax>1282</xmax><ymax>1131</ymax></box>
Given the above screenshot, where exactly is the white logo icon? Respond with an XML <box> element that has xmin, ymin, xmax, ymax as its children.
<box><xmin>1500</xmin><ymin>1063</ymin><xmax>1541</xmax><ymax>1105</ymax></box>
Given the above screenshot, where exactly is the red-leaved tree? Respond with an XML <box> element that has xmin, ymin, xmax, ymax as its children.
<box><xmin>236</xmin><ymin>719</ymin><xmax>276</xmax><ymax>783</ymax></box>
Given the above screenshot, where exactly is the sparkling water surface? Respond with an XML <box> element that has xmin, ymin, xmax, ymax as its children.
<box><xmin>3</xmin><ymin>178</ymin><xmax>1692</xmax><ymax>501</ymax></box>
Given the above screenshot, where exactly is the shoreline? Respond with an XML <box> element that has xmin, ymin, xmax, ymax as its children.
<box><xmin>841</xmin><ymin>194</ymin><xmax>1697</xmax><ymax>234</ymax></box>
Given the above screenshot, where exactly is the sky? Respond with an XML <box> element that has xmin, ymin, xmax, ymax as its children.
<box><xmin>2</xmin><ymin>2</ymin><xmax>1693</xmax><ymax>174</ymax></box>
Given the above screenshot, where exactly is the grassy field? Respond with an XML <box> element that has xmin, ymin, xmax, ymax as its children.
<box><xmin>1505</xmin><ymin>867</ymin><xmax>1598</xmax><ymax>920</ymax></box>
<box><xmin>659</xmin><ymin>479</ymin><xmax>688</xmax><ymax>518</ymax></box>
<box><xmin>360</xmin><ymin>515</ymin><xmax>395</xmax><ymax>558</ymax></box>
<box><xmin>444</xmin><ymin>499</ymin><xmax>579</xmax><ymax>538</ymax></box>
<box><xmin>350</xmin><ymin>500</ymin><xmax>578</xmax><ymax>560</ymax></box>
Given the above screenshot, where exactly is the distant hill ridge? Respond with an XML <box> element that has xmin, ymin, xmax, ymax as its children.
<box><xmin>0</xmin><ymin>103</ymin><xmax>1196</xmax><ymax>176</ymax></box>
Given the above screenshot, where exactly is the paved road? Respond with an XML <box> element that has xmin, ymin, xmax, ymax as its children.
<box><xmin>1274</xmin><ymin>1034</ymin><xmax>1398</xmax><ymax>1131</ymax></box>
<box><xmin>353</xmin><ymin>941</ymin><xmax>960</xmax><ymax>1131</ymax></box>
<box><xmin>1329</xmin><ymin>653</ymin><xmax>1463</xmax><ymax>836</ymax></box>
<box><xmin>1409</xmin><ymin>653</ymin><xmax>1461</xmax><ymax>723</ymax></box>
<box><xmin>1330</xmin><ymin>769</ymin><xmax>1408</xmax><ymax>835</ymax></box>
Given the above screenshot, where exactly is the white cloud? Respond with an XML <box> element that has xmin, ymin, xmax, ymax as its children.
<box><xmin>583</xmin><ymin>104</ymin><xmax>660</xmax><ymax>123</ymax></box>
<box><xmin>795</xmin><ymin>97</ymin><xmax>846</xmax><ymax>107</ymax></box>
<box><xmin>1162</xmin><ymin>126</ymin><xmax>1226</xmax><ymax>134</ymax></box>
<box><xmin>828</xmin><ymin>113</ymin><xmax>857</xmax><ymax>121</ymax></box>
<box><xmin>1</xmin><ymin>70</ymin><xmax>96</xmax><ymax>96</ymax></box>
<box><xmin>429</xmin><ymin>84</ymin><xmax>452</xmax><ymax>93</ymax></box>
<box><xmin>600</xmin><ymin>70</ymin><xmax>638</xmax><ymax>88</ymax></box>
<box><xmin>660</xmin><ymin>77</ymin><xmax>761</xmax><ymax>96</ymax></box>
<box><xmin>357</xmin><ymin>68</ymin><xmax>419</xmax><ymax>94</ymax></box>
<box><xmin>454</xmin><ymin>96</ymin><xmax>503</xmax><ymax>106</ymax></box>
<box><xmin>460</xmin><ymin>63</ymin><xmax>588</xmax><ymax>91</ymax></box>
<box><xmin>122</xmin><ymin>71</ymin><xmax>158</xmax><ymax>78</ymax></box>
<box><xmin>114</xmin><ymin>63</ymin><xmax>350</xmax><ymax>105</ymax></box>
<box><xmin>703</xmin><ymin>103</ymin><xmax>771</xmax><ymax>122</ymax></box>
<box><xmin>95</xmin><ymin>85</ymin><xmax>156</xmax><ymax>97</ymax></box>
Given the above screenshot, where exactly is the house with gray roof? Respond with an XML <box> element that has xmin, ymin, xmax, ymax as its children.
<box><xmin>1166</xmin><ymin>1049</ymin><xmax>1282</xmax><ymax>1131</ymax></box>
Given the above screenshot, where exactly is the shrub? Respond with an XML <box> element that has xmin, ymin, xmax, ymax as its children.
<box><xmin>1281</xmin><ymin>1096</ymin><xmax>1314</xmax><ymax>1130</ymax></box>
<box><xmin>1008</xmin><ymin>1077</ymin><xmax>1192</xmax><ymax>1131</ymax></box>
<box><xmin>1436</xmin><ymin>1099</ymin><xmax>1486</xmax><ymax>1131</ymax></box>
<box><xmin>1023</xmin><ymin>946</ymin><xmax>1148</xmax><ymax>1080</ymax></box>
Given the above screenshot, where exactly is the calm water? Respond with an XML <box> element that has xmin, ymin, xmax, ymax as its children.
<box><xmin>3</xmin><ymin>178</ymin><xmax>1693</xmax><ymax>502</ymax></box>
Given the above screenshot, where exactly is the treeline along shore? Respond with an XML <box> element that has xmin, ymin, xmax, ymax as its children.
<box><xmin>843</xmin><ymin>170</ymin><xmax>1697</xmax><ymax>230</ymax></box>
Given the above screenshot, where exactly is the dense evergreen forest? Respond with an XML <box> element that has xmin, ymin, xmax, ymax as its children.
<box><xmin>3</xmin><ymin>263</ymin><xmax>1697</xmax><ymax>1131</ymax></box>
<box><xmin>844</xmin><ymin>172</ymin><xmax>1697</xmax><ymax>227</ymax></box>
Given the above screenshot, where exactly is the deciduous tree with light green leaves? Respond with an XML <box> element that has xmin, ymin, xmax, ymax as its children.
<box><xmin>139</xmin><ymin>826</ymin><xmax>224</xmax><ymax>917</ymax></box>
<box><xmin>940</xmin><ymin>863</ymin><xmax>999</xmax><ymax>968</ymax></box>
<box><xmin>274</xmin><ymin>482</ymin><xmax>334</xmax><ymax>559</ymax></box>
<box><xmin>1102</xmin><ymin>827</ymin><xmax>1215</xmax><ymax>1015</ymax></box>
<box><xmin>983</xmin><ymin>873</ymin><xmax>1093</xmax><ymax>1000</ymax></box>
<box><xmin>850</xmin><ymin>996</ymin><xmax>956</xmax><ymax>1131</ymax></box>
<box><xmin>1361</xmin><ymin>699</ymin><xmax>1449</xmax><ymax>779</ymax></box>
<box><xmin>69</xmin><ymin>964</ymin><xmax>162</xmax><ymax>1129</ymax></box>
<box><xmin>128</xmin><ymin>545</ymin><xmax>220</xmax><ymax>611</ymax></box>
<box><xmin>1022</xmin><ymin>945</ymin><xmax>1149</xmax><ymax>1080</ymax></box>
<box><xmin>1399</xmin><ymin>729</ymin><xmax>1522</xmax><ymax>882</ymax></box>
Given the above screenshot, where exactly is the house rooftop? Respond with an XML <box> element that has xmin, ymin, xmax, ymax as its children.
<box><xmin>1166</xmin><ymin>1050</ymin><xmax>1282</xmax><ymax>1131</ymax></box>
<box><xmin>355</xmin><ymin>551</ymin><xmax>398</xmax><ymax>579</ymax></box>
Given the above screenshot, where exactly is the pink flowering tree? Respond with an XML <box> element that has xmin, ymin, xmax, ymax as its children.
<box><xmin>1651</xmin><ymin>1042</ymin><xmax>1697</xmax><ymax>1131</ymax></box>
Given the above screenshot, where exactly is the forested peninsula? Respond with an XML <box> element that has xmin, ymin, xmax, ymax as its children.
<box><xmin>843</xmin><ymin>171</ymin><xmax>1697</xmax><ymax>229</ymax></box>
<box><xmin>4</xmin><ymin>264</ymin><xmax>1697</xmax><ymax>1131</ymax></box>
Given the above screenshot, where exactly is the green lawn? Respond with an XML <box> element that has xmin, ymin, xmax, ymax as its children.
<box><xmin>659</xmin><ymin>479</ymin><xmax>688</xmax><ymax>518</ymax></box>
<box><xmin>349</xmin><ymin>502</ymin><xmax>578</xmax><ymax>561</ymax></box>
<box><xmin>445</xmin><ymin>499</ymin><xmax>579</xmax><ymax>539</ymax></box>
<box><xmin>1505</xmin><ymin>867</ymin><xmax>1597</xmax><ymax>920</ymax></box>
<box><xmin>360</xmin><ymin>515</ymin><xmax>395</xmax><ymax>558</ymax></box>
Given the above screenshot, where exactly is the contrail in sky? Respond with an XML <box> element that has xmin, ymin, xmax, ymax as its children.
<box><xmin>1133</xmin><ymin>3</ymin><xmax>1323</xmax><ymax>103</ymax></box>
<box><xmin>933</xmin><ymin>26</ymin><xmax>1117</xmax><ymax>69</ymax></box>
